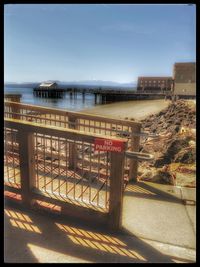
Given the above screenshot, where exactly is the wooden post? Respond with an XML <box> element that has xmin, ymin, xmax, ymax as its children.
<box><xmin>129</xmin><ymin>124</ymin><xmax>142</xmax><ymax>182</ymax></box>
<box><xmin>108</xmin><ymin>151</ymin><xmax>125</xmax><ymax>231</ymax></box>
<box><xmin>68</xmin><ymin>115</ymin><xmax>78</xmax><ymax>169</ymax></box>
<box><xmin>18</xmin><ymin>129</ymin><xmax>36</xmax><ymax>207</ymax></box>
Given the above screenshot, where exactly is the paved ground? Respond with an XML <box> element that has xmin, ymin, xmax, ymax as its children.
<box><xmin>4</xmin><ymin>181</ymin><xmax>196</xmax><ymax>263</ymax></box>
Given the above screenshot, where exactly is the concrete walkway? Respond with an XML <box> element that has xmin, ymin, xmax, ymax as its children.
<box><xmin>4</xmin><ymin>182</ymin><xmax>196</xmax><ymax>263</ymax></box>
<box><xmin>122</xmin><ymin>181</ymin><xmax>196</xmax><ymax>262</ymax></box>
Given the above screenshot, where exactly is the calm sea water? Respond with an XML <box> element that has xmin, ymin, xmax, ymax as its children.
<box><xmin>4</xmin><ymin>86</ymin><xmax>98</xmax><ymax>111</ymax></box>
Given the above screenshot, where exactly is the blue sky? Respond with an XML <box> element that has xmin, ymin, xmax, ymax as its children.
<box><xmin>4</xmin><ymin>4</ymin><xmax>196</xmax><ymax>83</ymax></box>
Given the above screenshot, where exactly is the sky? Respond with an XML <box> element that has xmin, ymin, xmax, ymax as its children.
<box><xmin>4</xmin><ymin>4</ymin><xmax>196</xmax><ymax>83</ymax></box>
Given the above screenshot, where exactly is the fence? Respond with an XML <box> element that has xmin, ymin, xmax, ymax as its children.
<box><xmin>4</xmin><ymin>118</ymin><xmax>130</xmax><ymax>230</ymax></box>
<box><xmin>4</xmin><ymin>101</ymin><xmax>142</xmax><ymax>183</ymax></box>
<box><xmin>4</xmin><ymin>94</ymin><xmax>22</xmax><ymax>102</ymax></box>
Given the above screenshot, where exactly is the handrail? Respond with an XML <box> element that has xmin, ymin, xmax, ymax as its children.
<box><xmin>116</xmin><ymin>130</ymin><xmax>159</xmax><ymax>138</ymax></box>
<box><xmin>4</xmin><ymin>101</ymin><xmax>141</xmax><ymax>127</ymax></box>
<box><xmin>4</xmin><ymin>117</ymin><xmax>128</xmax><ymax>144</ymax></box>
<box><xmin>4</xmin><ymin>101</ymin><xmax>144</xmax><ymax>182</ymax></box>
<box><xmin>125</xmin><ymin>151</ymin><xmax>154</xmax><ymax>161</ymax></box>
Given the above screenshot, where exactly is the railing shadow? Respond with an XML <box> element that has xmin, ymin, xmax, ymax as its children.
<box><xmin>4</xmin><ymin>202</ymin><xmax>183</xmax><ymax>263</ymax></box>
<box><xmin>124</xmin><ymin>181</ymin><xmax>183</xmax><ymax>204</ymax></box>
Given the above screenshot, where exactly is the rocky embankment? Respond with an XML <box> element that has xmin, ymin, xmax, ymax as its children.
<box><xmin>134</xmin><ymin>100</ymin><xmax>196</xmax><ymax>187</ymax></box>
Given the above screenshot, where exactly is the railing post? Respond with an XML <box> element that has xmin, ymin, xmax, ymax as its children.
<box><xmin>108</xmin><ymin>151</ymin><xmax>125</xmax><ymax>231</ymax></box>
<box><xmin>68</xmin><ymin>114</ymin><xmax>78</xmax><ymax>169</ymax></box>
<box><xmin>4</xmin><ymin>95</ymin><xmax>21</xmax><ymax>119</ymax></box>
<box><xmin>12</xmin><ymin>103</ymin><xmax>21</xmax><ymax>120</ymax></box>
<box><xmin>18</xmin><ymin>129</ymin><xmax>36</xmax><ymax>207</ymax></box>
<box><xmin>129</xmin><ymin>124</ymin><xmax>142</xmax><ymax>182</ymax></box>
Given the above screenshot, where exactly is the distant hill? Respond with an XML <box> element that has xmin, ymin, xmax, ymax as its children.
<box><xmin>5</xmin><ymin>80</ymin><xmax>137</xmax><ymax>90</ymax></box>
<box><xmin>58</xmin><ymin>80</ymin><xmax>136</xmax><ymax>88</ymax></box>
<box><xmin>5</xmin><ymin>82</ymin><xmax>40</xmax><ymax>88</ymax></box>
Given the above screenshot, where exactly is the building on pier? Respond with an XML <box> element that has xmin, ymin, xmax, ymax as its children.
<box><xmin>34</xmin><ymin>82</ymin><xmax>64</xmax><ymax>98</ymax></box>
<box><xmin>137</xmin><ymin>77</ymin><xmax>173</xmax><ymax>93</ymax></box>
<box><xmin>173</xmin><ymin>62</ymin><xmax>196</xmax><ymax>96</ymax></box>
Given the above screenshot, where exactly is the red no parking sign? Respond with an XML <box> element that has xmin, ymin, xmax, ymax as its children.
<box><xmin>94</xmin><ymin>138</ymin><xmax>125</xmax><ymax>153</ymax></box>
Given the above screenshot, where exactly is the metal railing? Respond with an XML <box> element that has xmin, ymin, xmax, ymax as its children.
<box><xmin>4</xmin><ymin>101</ymin><xmax>143</xmax><ymax>182</ymax></box>
<box><xmin>4</xmin><ymin>94</ymin><xmax>22</xmax><ymax>102</ymax></box>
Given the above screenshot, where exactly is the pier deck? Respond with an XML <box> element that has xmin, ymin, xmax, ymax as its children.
<box><xmin>33</xmin><ymin>87</ymin><xmax>172</xmax><ymax>102</ymax></box>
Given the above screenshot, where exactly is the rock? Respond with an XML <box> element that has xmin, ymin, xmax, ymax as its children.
<box><xmin>158</xmin><ymin>111</ymin><xmax>166</xmax><ymax>116</ymax></box>
<box><xmin>152</xmin><ymin>170</ymin><xmax>175</xmax><ymax>185</ymax></box>
<box><xmin>140</xmin><ymin>169</ymin><xmax>175</xmax><ymax>185</ymax></box>
<box><xmin>154</xmin><ymin>156</ymin><xmax>171</xmax><ymax>167</ymax></box>
<box><xmin>174</xmin><ymin>148</ymin><xmax>196</xmax><ymax>164</ymax></box>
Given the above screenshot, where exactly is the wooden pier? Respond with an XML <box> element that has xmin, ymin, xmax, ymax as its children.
<box><xmin>33</xmin><ymin>88</ymin><xmax>65</xmax><ymax>98</ymax></box>
<box><xmin>33</xmin><ymin>86</ymin><xmax>172</xmax><ymax>103</ymax></box>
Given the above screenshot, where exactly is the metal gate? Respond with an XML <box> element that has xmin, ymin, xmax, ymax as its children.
<box><xmin>4</xmin><ymin>103</ymin><xmax>154</xmax><ymax>230</ymax></box>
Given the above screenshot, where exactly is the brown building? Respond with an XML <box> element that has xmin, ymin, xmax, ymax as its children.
<box><xmin>173</xmin><ymin>62</ymin><xmax>196</xmax><ymax>96</ymax></box>
<box><xmin>137</xmin><ymin>77</ymin><xmax>173</xmax><ymax>92</ymax></box>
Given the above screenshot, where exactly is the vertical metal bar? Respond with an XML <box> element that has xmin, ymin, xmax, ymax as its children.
<box><xmin>18</xmin><ymin>129</ymin><xmax>36</xmax><ymax>207</ymax></box>
<box><xmin>94</xmin><ymin>121</ymin><xmax>96</xmax><ymax>134</ymax></box>
<box><xmin>89</xmin><ymin>120</ymin><xmax>91</xmax><ymax>133</ymax></box>
<box><xmin>51</xmin><ymin>137</ymin><xmax>53</xmax><ymax>193</ymax></box>
<box><xmin>58</xmin><ymin>137</ymin><xmax>61</xmax><ymax>195</ymax></box>
<box><xmin>43</xmin><ymin>135</ymin><xmax>46</xmax><ymax>192</ymax></box>
<box><xmin>89</xmin><ymin>143</ymin><xmax>92</xmax><ymax>204</ymax></box>
<box><xmin>36</xmin><ymin>133</ymin><xmax>39</xmax><ymax>188</ymax></box>
<box><xmin>12</xmin><ymin>130</ymin><xmax>16</xmax><ymax>184</ymax></box>
<box><xmin>108</xmin><ymin>151</ymin><xmax>125</xmax><ymax>231</ymax></box>
<box><xmin>81</xmin><ymin>141</ymin><xmax>84</xmax><ymax>201</ymax></box>
<box><xmin>105</xmin><ymin>151</ymin><xmax>109</xmax><ymax>210</ymax></box>
<box><xmin>50</xmin><ymin>113</ymin><xmax>52</xmax><ymax>126</ymax></box>
<box><xmin>65</xmin><ymin>140</ymin><xmax>68</xmax><ymax>197</ymax></box>
<box><xmin>83</xmin><ymin>120</ymin><xmax>85</xmax><ymax>131</ymax></box>
<box><xmin>97</xmin><ymin>150</ymin><xmax>100</xmax><ymax>206</ymax></box>
<box><xmin>5</xmin><ymin>128</ymin><xmax>10</xmax><ymax>182</ymax></box>
<box><xmin>69</xmin><ymin>115</ymin><xmax>78</xmax><ymax>170</ymax></box>
<box><xmin>65</xmin><ymin>114</ymin><xmax>67</xmax><ymax>128</ymax></box>
<box><xmin>129</xmin><ymin>124</ymin><xmax>142</xmax><ymax>182</ymax></box>
<box><xmin>73</xmin><ymin>139</ymin><xmax>76</xmax><ymax>200</ymax></box>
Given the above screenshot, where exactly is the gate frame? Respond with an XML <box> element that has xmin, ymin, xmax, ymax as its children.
<box><xmin>4</xmin><ymin>118</ymin><xmax>128</xmax><ymax>231</ymax></box>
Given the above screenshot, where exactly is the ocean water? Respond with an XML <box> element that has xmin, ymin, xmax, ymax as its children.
<box><xmin>4</xmin><ymin>86</ymin><xmax>99</xmax><ymax>111</ymax></box>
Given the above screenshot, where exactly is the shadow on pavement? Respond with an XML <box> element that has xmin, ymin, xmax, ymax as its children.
<box><xmin>4</xmin><ymin>202</ymin><xmax>178</xmax><ymax>263</ymax></box>
<box><xmin>124</xmin><ymin>181</ymin><xmax>183</xmax><ymax>204</ymax></box>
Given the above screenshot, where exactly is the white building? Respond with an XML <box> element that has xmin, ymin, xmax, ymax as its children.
<box><xmin>39</xmin><ymin>82</ymin><xmax>58</xmax><ymax>89</ymax></box>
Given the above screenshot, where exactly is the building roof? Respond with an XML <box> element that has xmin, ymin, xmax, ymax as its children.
<box><xmin>174</xmin><ymin>62</ymin><xmax>196</xmax><ymax>66</ymax></box>
<box><xmin>39</xmin><ymin>82</ymin><xmax>57</xmax><ymax>87</ymax></box>
<box><xmin>138</xmin><ymin>76</ymin><xmax>172</xmax><ymax>79</ymax></box>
